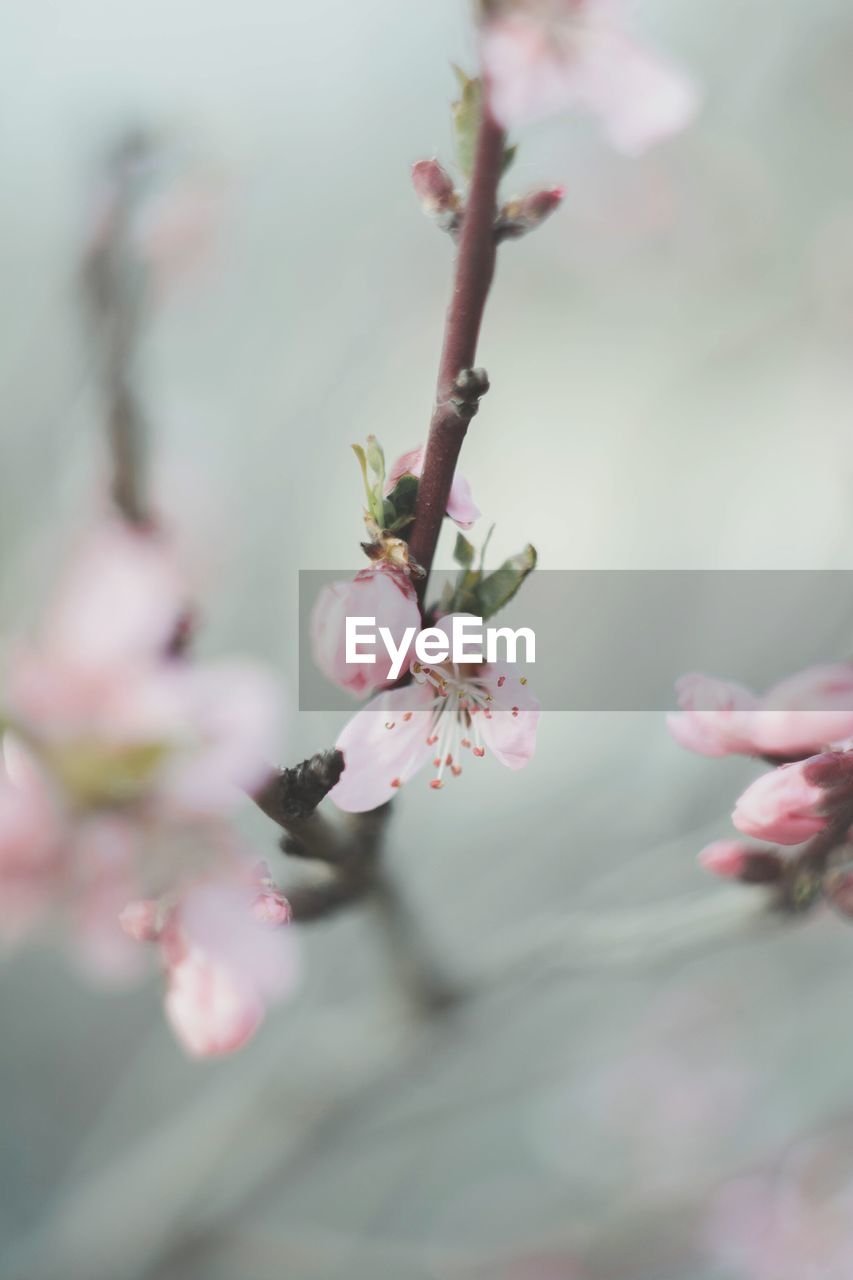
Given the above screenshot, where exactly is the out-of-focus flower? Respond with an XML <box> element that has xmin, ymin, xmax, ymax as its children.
<box><xmin>386</xmin><ymin>445</ymin><xmax>480</xmax><ymax>530</ymax></box>
<box><xmin>480</xmin><ymin>0</ymin><xmax>699</xmax><ymax>153</ymax></box>
<box><xmin>123</xmin><ymin>862</ymin><xmax>297</xmax><ymax>1057</ymax></box>
<box><xmin>5</xmin><ymin>520</ymin><xmax>279</xmax><ymax>817</ymax></box>
<box><xmin>0</xmin><ymin>521</ymin><xmax>282</xmax><ymax>973</ymax></box>
<box><xmin>310</xmin><ymin>565</ymin><xmax>421</xmax><ymax>697</ymax></box>
<box><xmin>750</xmin><ymin>665</ymin><xmax>853</xmax><ymax>757</ymax></box>
<box><xmin>731</xmin><ymin>752</ymin><xmax>853</xmax><ymax>845</ymax></box>
<box><xmin>329</xmin><ymin>613</ymin><xmax>539</xmax><ymax>813</ymax></box>
<box><xmin>667</xmin><ymin>674</ymin><xmax>759</xmax><ymax>758</ymax></box>
<box><xmin>668</xmin><ymin>666</ymin><xmax>853</xmax><ymax>760</ymax></box>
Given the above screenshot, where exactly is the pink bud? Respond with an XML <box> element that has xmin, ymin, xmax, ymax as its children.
<box><xmin>411</xmin><ymin>159</ymin><xmax>459</xmax><ymax>219</ymax></box>
<box><xmin>732</xmin><ymin>760</ymin><xmax>832</xmax><ymax>845</ymax></box>
<box><xmin>698</xmin><ymin>840</ymin><xmax>783</xmax><ymax>885</ymax></box>
<box><xmin>118</xmin><ymin>898</ymin><xmax>160</xmax><ymax>943</ymax></box>
<box><xmin>498</xmin><ymin>186</ymin><xmax>565</xmax><ymax>239</ymax></box>
<box><xmin>698</xmin><ymin>841</ymin><xmax>748</xmax><ymax>880</ymax></box>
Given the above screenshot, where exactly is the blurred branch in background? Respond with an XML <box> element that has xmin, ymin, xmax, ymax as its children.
<box><xmin>81</xmin><ymin>130</ymin><xmax>154</xmax><ymax>527</ymax></box>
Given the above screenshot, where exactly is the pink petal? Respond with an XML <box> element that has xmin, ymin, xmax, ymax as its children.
<box><xmin>164</xmin><ymin>866</ymin><xmax>298</xmax><ymax>1057</ymax></box>
<box><xmin>329</xmin><ymin>683</ymin><xmax>436</xmax><ymax>813</ymax></box>
<box><xmin>69</xmin><ymin>816</ymin><xmax>147</xmax><ymax>984</ymax></box>
<box><xmin>45</xmin><ymin>521</ymin><xmax>187</xmax><ymax>668</ymax></box>
<box><xmin>446</xmin><ymin>470</ymin><xmax>481</xmax><ymax>530</ymax></box>
<box><xmin>732</xmin><ymin>761</ymin><xmax>828</xmax><ymax>845</ymax></box>
<box><xmin>165</xmin><ymin>948</ymin><xmax>266</xmax><ymax>1057</ymax></box>
<box><xmin>311</xmin><ymin>567</ymin><xmax>421</xmax><ymax>696</ymax></box>
<box><xmin>157</xmin><ymin>661</ymin><xmax>282</xmax><ymax>815</ymax></box>
<box><xmin>482</xmin><ymin>5</ymin><xmax>698</xmax><ymax>154</ymax></box>
<box><xmin>386</xmin><ymin>446</ymin><xmax>425</xmax><ymax>490</ymax></box>
<box><xmin>752</xmin><ymin>664</ymin><xmax>853</xmax><ymax>755</ymax></box>
<box><xmin>571</xmin><ymin>26</ymin><xmax>699</xmax><ymax>156</ymax></box>
<box><xmin>178</xmin><ymin>872</ymin><xmax>297</xmax><ymax>1001</ymax></box>
<box><xmin>667</xmin><ymin>674</ymin><xmax>758</xmax><ymax>757</ymax></box>
<box><xmin>477</xmin><ymin>666</ymin><xmax>540</xmax><ymax>770</ymax></box>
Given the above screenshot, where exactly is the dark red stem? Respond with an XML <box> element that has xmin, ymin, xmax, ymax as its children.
<box><xmin>407</xmin><ymin>107</ymin><xmax>507</xmax><ymax>598</ymax></box>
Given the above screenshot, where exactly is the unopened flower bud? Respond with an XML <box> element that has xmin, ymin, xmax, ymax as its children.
<box><xmin>496</xmin><ymin>186</ymin><xmax>565</xmax><ymax>240</ymax></box>
<box><xmin>411</xmin><ymin>160</ymin><xmax>461</xmax><ymax>231</ymax></box>
<box><xmin>732</xmin><ymin>751</ymin><xmax>853</xmax><ymax>845</ymax></box>
<box><xmin>698</xmin><ymin>840</ymin><xmax>784</xmax><ymax>885</ymax></box>
<box><xmin>119</xmin><ymin>898</ymin><xmax>161</xmax><ymax>943</ymax></box>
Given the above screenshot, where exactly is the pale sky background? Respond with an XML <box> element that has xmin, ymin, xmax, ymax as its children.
<box><xmin>3</xmin><ymin>2</ymin><xmax>853</xmax><ymax>1277</ymax></box>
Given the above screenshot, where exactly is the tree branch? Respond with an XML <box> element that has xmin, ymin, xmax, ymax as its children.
<box><xmin>407</xmin><ymin>106</ymin><xmax>507</xmax><ymax>597</ymax></box>
<box><xmin>83</xmin><ymin>131</ymin><xmax>152</xmax><ymax>527</ymax></box>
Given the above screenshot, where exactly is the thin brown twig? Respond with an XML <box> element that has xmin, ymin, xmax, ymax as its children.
<box><xmin>407</xmin><ymin>106</ymin><xmax>507</xmax><ymax>598</ymax></box>
<box><xmin>83</xmin><ymin>131</ymin><xmax>152</xmax><ymax>527</ymax></box>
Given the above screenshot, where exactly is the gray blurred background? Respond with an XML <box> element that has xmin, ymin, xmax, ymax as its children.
<box><xmin>4</xmin><ymin>1</ymin><xmax>853</xmax><ymax>1277</ymax></box>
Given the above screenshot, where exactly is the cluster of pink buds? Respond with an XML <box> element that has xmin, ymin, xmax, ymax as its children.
<box><xmin>669</xmin><ymin>665</ymin><xmax>853</xmax><ymax>913</ymax></box>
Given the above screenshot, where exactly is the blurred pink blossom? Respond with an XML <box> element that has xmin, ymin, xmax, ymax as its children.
<box><xmin>386</xmin><ymin>446</ymin><xmax>480</xmax><ymax>530</ymax></box>
<box><xmin>329</xmin><ymin>613</ymin><xmax>539</xmax><ymax>813</ymax></box>
<box><xmin>0</xmin><ymin>521</ymin><xmax>283</xmax><ymax>981</ymax></box>
<box><xmin>136</xmin><ymin>863</ymin><xmax>297</xmax><ymax>1057</ymax></box>
<box><xmin>668</xmin><ymin>674</ymin><xmax>759</xmax><ymax>758</ymax></box>
<box><xmin>5</xmin><ymin>520</ymin><xmax>280</xmax><ymax>816</ymax></box>
<box><xmin>668</xmin><ymin>665</ymin><xmax>853</xmax><ymax>759</ymax></box>
<box><xmin>310</xmin><ymin>565</ymin><xmax>421</xmax><ymax>696</ymax></box>
<box><xmin>480</xmin><ymin>0</ymin><xmax>699</xmax><ymax>153</ymax></box>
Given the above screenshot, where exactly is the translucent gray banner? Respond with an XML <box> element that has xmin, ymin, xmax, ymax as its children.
<box><xmin>298</xmin><ymin>570</ymin><xmax>853</xmax><ymax>711</ymax></box>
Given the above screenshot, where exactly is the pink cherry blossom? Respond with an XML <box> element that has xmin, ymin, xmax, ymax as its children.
<box><xmin>151</xmin><ymin>864</ymin><xmax>297</xmax><ymax>1057</ymax></box>
<box><xmin>668</xmin><ymin>665</ymin><xmax>853</xmax><ymax>760</ymax></box>
<box><xmin>731</xmin><ymin>760</ymin><xmax>830</xmax><ymax>845</ymax></box>
<box><xmin>480</xmin><ymin>0</ymin><xmax>699</xmax><ymax>154</ymax></box>
<box><xmin>310</xmin><ymin>565</ymin><xmax>421</xmax><ymax>696</ymax></box>
<box><xmin>329</xmin><ymin>613</ymin><xmax>539</xmax><ymax>813</ymax></box>
<box><xmin>0</xmin><ymin>521</ymin><xmax>283</xmax><ymax>986</ymax></box>
<box><xmin>667</xmin><ymin>674</ymin><xmax>759</xmax><ymax>758</ymax></box>
<box><xmin>386</xmin><ymin>446</ymin><xmax>480</xmax><ymax>530</ymax></box>
<box><xmin>749</xmin><ymin>665</ymin><xmax>853</xmax><ymax>757</ymax></box>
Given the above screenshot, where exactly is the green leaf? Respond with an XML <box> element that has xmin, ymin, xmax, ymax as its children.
<box><xmin>365</xmin><ymin>434</ymin><xmax>385</xmax><ymax>484</ymax></box>
<box><xmin>352</xmin><ymin>443</ymin><xmax>384</xmax><ymax>527</ymax></box>
<box><xmin>385</xmin><ymin>473</ymin><xmax>419</xmax><ymax>521</ymax></box>
<box><xmin>475</xmin><ymin>544</ymin><xmax>537</xmax><ymax>619</ymax></box>
<box><xmin>501</xmin><ymin>143</ymin><xmax>518</xmax><ymax>175</ymax></box>
<box><xmin>451</xmin><ymin>66</ymin><xmax>482</xmax><ymax>179</ymax></box>
<box><xmin>453</xmin><ymin>532</ymin><xmax>475</xmax><ymax>567</ymax></box>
